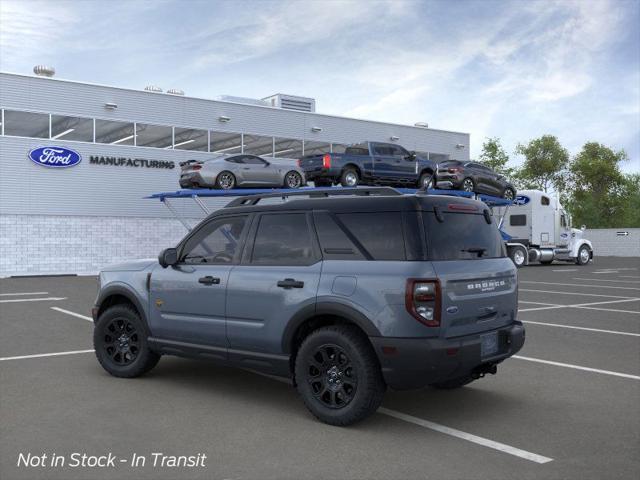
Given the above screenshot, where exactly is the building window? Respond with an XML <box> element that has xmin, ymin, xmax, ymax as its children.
<box><xmin>273</xmin><ymin>137</ymin><xmax>303</xmax><ymax>159</ymax></box>
<box><xmin>51</xmin><ymin>114</ymin><xmax>94</xmax><ymax>142</ymax></box>
<box><xmin>210</xmin><ymin>131</ymin><xmax>243</xmax><ymax>154</ymax></box>
<box><xmin>303</xmin><ymin>140</ymin><xmax>331</xmax><ymax>156</ymax></box>
<box><xmin>173</xmin><ymin>127</ymin><xmax>208</xmax><ymax>151</ymax></box>
<box><xmin>244</xmin><ymin>134</ymin><xmax>274</xmax><ymax>156</ymax></box>
<box><xmin>135</xmin><ymin>123</ymin><xmax>173</xmax><ymax>149</ymax></box>
<box><xmin>3</xmin><ymin>110</ymin><xmax>49</xmax><ymax>138</ymax></box>
<box><xmin>95</xmin><ymin>119</ymin><xmax>135</xmax><ymax>145</ymax></box>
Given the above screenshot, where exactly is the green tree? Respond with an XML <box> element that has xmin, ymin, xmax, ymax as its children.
<box><xmin>564</xmin><ymin>142</ymin><xmax>633</xmax><ymax>228</ymax></box>
<box><xmin>479</xmin><ymin>137</ymin><xmax>514</xmax><ymax>177</ymax></box>
<box><xmin>515</xmin><ymin>135</ymin><xmax>569</xmax><ymax>193</ymax></box>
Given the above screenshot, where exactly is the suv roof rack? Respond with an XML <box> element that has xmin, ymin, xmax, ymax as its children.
<box><xmin>225</xmin><ymin>187</ymin><xmax>402</xmax><ymax>207</ymax></box>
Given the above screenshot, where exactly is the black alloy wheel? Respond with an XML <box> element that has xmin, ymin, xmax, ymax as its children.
<box><xmin>306</xmin><ymin>344</ymin><xmax>358</xmax><ymax>409</ymax></box>
<box><xmin>102</xmin><ymin>317</ymin><xmax>140</xmax><ymax>366</ymax></box>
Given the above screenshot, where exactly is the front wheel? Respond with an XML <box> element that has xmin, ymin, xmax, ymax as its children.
<box><xmin>576</xmin><ymin>245</ymin><xmax>591</xmax><ymax>265</ymax></box>
<box><xmin>461</xmin><ymin>177</ymin><xmax>475</xmax><ymax>192</ymax></box>
<box><xmin>418</xmin><ymin>172</ymin><xmax>434</xmax><ymax>190</ymax></box>
<box><xmin>503</xmin><ymin>187</ymin><xmax>515</xmax><ymax>200</ymax></box>
<box><xmin>93</xmin><ymin>304</ymin><xmax>160</xmax><ymax>378</ymax></box>
<box><xmin>295</xmin><ymin>325</ymin><xmax>386</xmax><ymax>426</ymax></box>
<box><xmin>284</xmin><ymin>171</ymin><xmax>303</xmax><ymax>189</ymax></box>
<box><xmin>508</xmin><ymin>245</ymin><xmax>527</xmax><ymax>268</ymax></box>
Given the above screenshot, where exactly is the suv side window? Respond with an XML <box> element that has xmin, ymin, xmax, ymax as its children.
<box><xmin>313</xmin><ymin>212</ymin><xmax>365</xmax><ymax>260</ymax></box>
<box><xmin>336</xmin><ymin>212</ymin><xmax>406</xmax><ymax>260</ymax></box>
<box><xmin>373</xmin><ymin>144</ymin><xmax>392</xmax><ymax>156</ymax></box>
<box><xmin>251</xmin><ymin>213</ymin><xmax>317</xmax><ymax>265</ymax></box>
<box><xmin>181</xmin><ymin>215</ymin><xmax>248</xmax><ymax>264</ymax></box>
<box><xmin>226</xmin><ymin>156</ymin><xmax>244</xmax><ymax>164</ymax></box>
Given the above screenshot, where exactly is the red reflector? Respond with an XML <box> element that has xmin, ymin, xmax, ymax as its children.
<box><xmin>381</xmin><ymin>346</ymin><xmax>397</xmax><ymax>355</ymax></box>
<box><xmin>446</xmin><ymin>348</ymin><xmax>459</xmax><ymax>356</ymax></box>
<box><xmin>448</xmin><ymin>203</ymin><xmax>477</xmax><ymax>212</ymax></box>
<box><xmin>322</xmin><ymin>153</ymin><xmax>331</xmax><ymax>169</ymax></box>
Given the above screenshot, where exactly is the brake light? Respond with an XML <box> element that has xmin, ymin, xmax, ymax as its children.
<box><xmin>405</xmin><ymin>279</ymin><xmax>441</xmax><ymax>327</ymax></box>
<box><xmin>192</xmin><ymin>165</ymin><xmax>202</xmax><ymax>170</ymax></box>
<box><xmin>448</xmin><ymin>167</ymin><xmax>460</xmax><ymax>173</ymax></box>
<box><xmin>448</xmin><ymin>203</ymin><xmax>477</xmax><ymax>212</ymax></box>
<box><xmin>322</xmin><ymin>153</ymin><xmax>331</xmax><ymax>169</ymax></box>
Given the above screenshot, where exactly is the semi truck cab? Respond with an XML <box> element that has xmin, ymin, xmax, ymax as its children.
<box><xmin>494</xmin><ymin>190</ymin><xmax>593</xmax><ymax>267</ymax></box>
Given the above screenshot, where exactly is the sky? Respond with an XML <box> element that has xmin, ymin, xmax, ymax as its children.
<box><xmin>1</xmin><ymin>0</ymin><xmax>638</xmax><ymax>172</ymax></box>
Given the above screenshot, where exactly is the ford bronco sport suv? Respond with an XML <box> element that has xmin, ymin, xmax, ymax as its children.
<box><xmin>93</xmin><ymin>187</ymin><xmax>524</xmax><ymax>426</ymax></box>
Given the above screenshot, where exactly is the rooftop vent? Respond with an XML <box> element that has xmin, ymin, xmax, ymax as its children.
<box><xmin>144</xmin><ymin>85</ymin><xmax>163</xmax><ymax>93</ymax></box>
<box><xmin>414</xmin><ymin>122</ymin><xmax>429</xmax><ymax>128</ymax></box>
<box><xmin>167</xmin><ymin>88</ymin><xmax>185</xmax><ymax>96</ymax></box>
<box><xmin>33</xmin><ymin>65</ymin><xmax>55</xmax><ymax>77</ymax></box>
<box><xmin>216</xmin><ymin>95</ymin><xmax>270</xmax><ymax>107</ymax></box>
<box><xmin>262</xmin><ymin>94</ymin><xmax>316</xmax><ymax>113</ymax></box>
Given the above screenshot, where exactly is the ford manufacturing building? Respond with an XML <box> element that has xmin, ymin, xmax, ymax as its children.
<box><xmin>0</xmin><ymin>69</ymin><xmax>470</xmax><ymax>277</ymax></box>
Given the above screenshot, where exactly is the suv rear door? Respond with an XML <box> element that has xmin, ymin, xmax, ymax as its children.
<box><xmin>226</xmin><ymin>212</ymin><xmax>322</xmax><ymax>355</ymax></box>
<box><xmin>423</xmin><ymin>207</ymin><xmax>517</xmax><ymax>342</ymax></box>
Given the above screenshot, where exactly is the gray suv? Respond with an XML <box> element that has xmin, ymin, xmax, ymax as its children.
<box><xmin>92</xmin><ymin>188</ymin><xmax>525</xmax><ymax>425</ymax></box>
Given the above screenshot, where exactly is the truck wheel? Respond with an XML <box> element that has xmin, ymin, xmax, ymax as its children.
<box><xmin>576</xmin><ymin>245</ymin><xmax>591</xmax><ymax>265</ymax></box>
<box><xmin>216</xmin><ymin>171</ymin><xmax>236</xmax><ymax>190</ymax></box>
<box><xmin>503</xmin><ymin>187</ymin><xmax>515</xmax><ymax>200</ymax></box>
<box><xmin>462</xmin><ymin>177</ymin><xmax>475</xmax><ymax>192</ymax></box>
<box><xmin>94</xmin><ymin>304</ymin><xmax>160</xmax><ymax>378</ymax></box>
<box><xmin>430</xmin><ymin>375</ymin><xmax>474</xmax><ymax>389</ymax></box>
<box><xmin>295</xmin><ymin>325</ymin><xmax>386</xmax><ymax>426</ymax></box>
<box><xmin>340</xmin><ymin>168</ymin><xmax>359</xmax><ymax>187</ymax></box>
<box><xmin>418</xmin><ymin>172</ymin><xmax>434</xmax><ymax>189</ymax></box>
<box><xmin>508</xmin><ymin>245</ymin><xmax>527</xmax><ymax>268</ymax></box>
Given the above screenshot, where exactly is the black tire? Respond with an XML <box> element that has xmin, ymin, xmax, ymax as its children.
<box><xmin>576</xmin><ymin>245</ymin><xmax>591</xmax><ymax>265</ymax></box>
<box><xmin>93</xmin><ymin>304</ymin><xmax>160</xmax><ymax>378</ymax></box>
<box><xmin>418</xmin><ymin>171</ymin><xmax>434</xmax><ymax>189</ymax></box>
<box><xmin>461</xmin><ymin>177</ymin><xmax>475</xmax><ymax>192</ymax></box>
<box><xmin>508</xmin><ymin>245</ymin><xmax>527</xmax><ymax>268</ymax></box>
<box><xmin>503</xmin><ymin>187</ymin><xmax>515</xmax><ymax>200</ymax></box>
<box><xmin>295</xmin><ymin>325</ymin><xmax>386</xmax><ymax>426</ymax></box>
<box><xmin>215</xmin><ymin>171</ymin><xmax>236</xmax><ymax>190</ymax></box>
<box><xmin>431</xmin><ymin>375</ymin><xmax>475</xmax><ymax>390</ymax></box>
<box><xmin>340</xmin><ymin>168</ymin><xmax>359</xmax><ymax>187</ymax></box>
<box><xmin>283</xmin><ymin>170</ymin><xmax>303</xmax><ymax>189</ymax></box>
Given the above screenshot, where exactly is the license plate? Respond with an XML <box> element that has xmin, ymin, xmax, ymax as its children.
<box><xmin>481</xmin><ymin>332</ymin><xmax>499</xmax><ymax>357</ymax></box>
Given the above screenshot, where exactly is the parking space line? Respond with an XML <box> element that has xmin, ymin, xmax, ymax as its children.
<box><xmin>378</xmin><ymin>408</ymin><xmax>553</xmax><ymax>464</ymax></box>
<box><xmin>518</xmin><ymin>301</ymin><xmax>560</xmax><ymax>306</ymax></box>
<box><xmin>51</xmin><ymin>307</ymin><xmax>93</xmax><ymax>322</ymax></box>
<box><xmin>520</xmin><ymin>289</ymin><xmax>636</xmax><ymax>299</ymax></box>
<box><xmin>521</xmin><ymin>281</ymin><xmax>640</xmax><ymax>291</ymax></box>
<box><xmin>572</xmin><ymin>278</ymin><xmax>640</xmax><ymax>284</ymax></box>
<box><xmin>519</xmin><ymin>305</ymin><xmax>566</xmax><ymax>312</ymax></box>
<box><xmin>513</xmin><ymin>356</ymin><xmax>640</xmax><ymax>380</ymax></box>
<box><xmin>522</xmin><ymin>320</ymin><xmax>640</xmax><ymax>337</ymax></box>
<box><xmin>0</xmin><ymin>349</ymin><xmax>94</xmax><ymax>362</ymax></box>
<box><xmin>620</xmin><ymin>275</ymin><xmax>640</xmax><ymax>279</ymax></box>
<box><xmin>0</xmin><ymin>291</ymin><xmax>49</xmax><ymax>296</ymax></box>
<box><xmin>519</xmin><ymin>297</ymin><xmax>639</xmax><ymax>313</ymax></box>
<box><xmin>0</xmin><ymin>297</ymin><xmax>67</xmax><ymax>303</ymax></box>
<box><xmin>552</xmin><ymin>269</ymin><xmax>578</xmax><ymax>272</ymax></box>
<box><xmin>572</xmin><ymin>306</ymin><xmax>639</xmax><ymax>315</ymax></box>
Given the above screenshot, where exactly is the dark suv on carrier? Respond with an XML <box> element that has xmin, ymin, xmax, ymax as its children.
<box><xmin>93</xmin><ymin>188</ymin><xmax>524</xmax><ymax>425</ymax></box>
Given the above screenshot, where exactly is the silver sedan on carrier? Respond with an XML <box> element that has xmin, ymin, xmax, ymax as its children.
<box><xmin>179</xmin><ymin>154</ymin><xmax>306</xmax><ymax>189</ymax></box>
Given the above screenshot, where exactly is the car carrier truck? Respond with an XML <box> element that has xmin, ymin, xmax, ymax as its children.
<box><xmin>494</xmin><ymin>190</ymin><xmax>593</xmax><ymax>267</ymax></box>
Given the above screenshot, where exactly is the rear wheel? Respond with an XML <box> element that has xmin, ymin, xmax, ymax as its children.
<box><xmin>418</xmin><ymin>171</ymin><xmax>434</xmax><ymax>189</ymax></box>
<box><xmin>431</xmin><ymin>375</ymin><xmax>474</xmax><ymax>389</ymax></box>
<box><xmin>503</xmin><ymin>187</ymin><xmax>515</xmax><ymax>200</ymax></box>
<box><xmin>340</xmin><ymin>168</ymin><xmax>359</xmax><ymax>187</ymax></box>
<box><xmin>295</xmin><ymin>325</ymin><xmax>386</xmax><ymax>426</ymax></box>
<box><xmin>93</xmin><ymin>304</ymin><xmax>160</xmax><ymax>378</ymax></box>
<box><xmin>284</xmin><ymin>171</ymin><xmax>303</xmax><ymax>189</ymax></box>
<box><xmin>461</xmin><ymin>177</ymin><xmax>475</xmax><ymax>192</ymax></box>
<box><xmin>576</xmin><ymin>245</ymin><xmax>591</xmax><ymax>265</ymax></box>
<box><xmin>216</xmin><ymin>171</ymin><xmax>236</xmax><ymax>190</ymax></box>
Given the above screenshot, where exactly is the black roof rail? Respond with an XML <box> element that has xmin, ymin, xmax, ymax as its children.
<box><xmin>225</xmin><ymin>187</ymin><xmax>402</xmax><ymax>207</ymax></box>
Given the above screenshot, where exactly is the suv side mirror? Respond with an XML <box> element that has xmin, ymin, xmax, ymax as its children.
<box><xmin>158</xmin><ymin>248</ymin><xmax>178</xmax><ymax>268</ymax></box>
<box><xmin>405</xmin><ymin>151</ymin><xmax>416</xmax><ymax>161</ymax></box>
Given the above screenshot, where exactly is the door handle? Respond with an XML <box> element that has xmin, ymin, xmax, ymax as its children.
<box><xmin>242</xmin><ymin>167</ymin><xmax>251</xmax><ymax>170</ymax></box>
<box><xmin>277</xmin><ymin>278</ymin><xmax>304</xmax><ymax>289</ymax></box>
<box><xmin>198</xmin><ymin>276</ymin><xmax>220</xmax><ymax>285</ymax></box>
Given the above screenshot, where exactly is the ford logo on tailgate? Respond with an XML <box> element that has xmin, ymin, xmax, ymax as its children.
<box><xmin>28</xmin><ymin>146</ymin><xmax>82</xmax><ymax>168</ymax></box>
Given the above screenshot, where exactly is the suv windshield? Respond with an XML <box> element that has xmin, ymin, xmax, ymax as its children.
<box><xmin>423</xmin><ymin>212</ymin><xmax>505</xmax><ymax>260</ymax></box>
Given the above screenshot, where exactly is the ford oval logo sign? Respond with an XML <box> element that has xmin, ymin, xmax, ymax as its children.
<box><xmin>28</xmin><ymin>146</ymin><xmax>82</xmax><ymax>168</ymax></box>
<box><xmin>514</xmin><ymin>195</ymin><xmax>530</xmax><ymax>205</ymax></box>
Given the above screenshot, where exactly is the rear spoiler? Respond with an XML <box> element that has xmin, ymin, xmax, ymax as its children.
<box><xmin>178</xmin><ymin>159</ymin><xmax>202</xmax><ymax>167</ymax></box>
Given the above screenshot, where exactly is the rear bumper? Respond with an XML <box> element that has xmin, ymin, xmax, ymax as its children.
<box><xmin>179</xmin><ymin>172</ymin><xmax>208</xmax><ymax>188</ymax></box>
<box><xmin>303</xmin><ymin>167</ymin><xmax>341</xmax><ymax>181</ymax></box>
<box><xmin>369</xmin><ymin>322</ymin><xmax>525</xmax><ymax>390</ymax></box>
<box><xmin>435</xmin><ymin>174</ymin><xmax>463</xmax><ymax>189</ymax></box>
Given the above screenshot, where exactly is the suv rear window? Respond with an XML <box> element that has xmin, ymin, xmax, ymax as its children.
<box><xmin>423</xmin><ymin>212</ymin><xmax>505</xmax><ymax>260</ymax></box>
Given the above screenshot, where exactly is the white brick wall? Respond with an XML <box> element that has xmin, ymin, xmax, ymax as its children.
<box><xmin>0</xmin><ymin>214</ymin><xmax>199</xmax><ymax>277</ymax></box>
<box><xmin>585</xmin><ymin>228</ymin><xmax>640</xmax><ymax>258</ymax></box>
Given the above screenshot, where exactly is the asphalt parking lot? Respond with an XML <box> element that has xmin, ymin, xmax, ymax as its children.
<box><xmin>1</xmin><ymin>257</ymin><xmax>639</xmax><ymax>480</ymax></box>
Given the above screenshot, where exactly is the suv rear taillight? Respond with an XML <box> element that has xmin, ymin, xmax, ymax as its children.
<box><xmin>448</xmin><ymin>167</ymin><xmax>460</xmax><ymax>173</ymax></box>
<box><xmin>322</xmin><ymin>153</ymin><xmax>331</xmax><ymax>169</ymax></box>
<box><xmin>405</xmin><ymin>279</ymin><xmax>441</xmax><ymax>327</ymax></box>
<box><xmin>192</xmin><ymin>165</ymin><xmax>202</xmax><ymax>170</ymax></box>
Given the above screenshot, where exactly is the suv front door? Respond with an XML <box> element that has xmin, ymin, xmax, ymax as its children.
<box><xmin>149</xmin><ymin>214</ymin><xmax>250</xmax><ymax>354</ymax></box>
<box><xmin>226</xmin><ymin>212</ymin><xmax>322</xmax><ymax>355</ymax></box>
